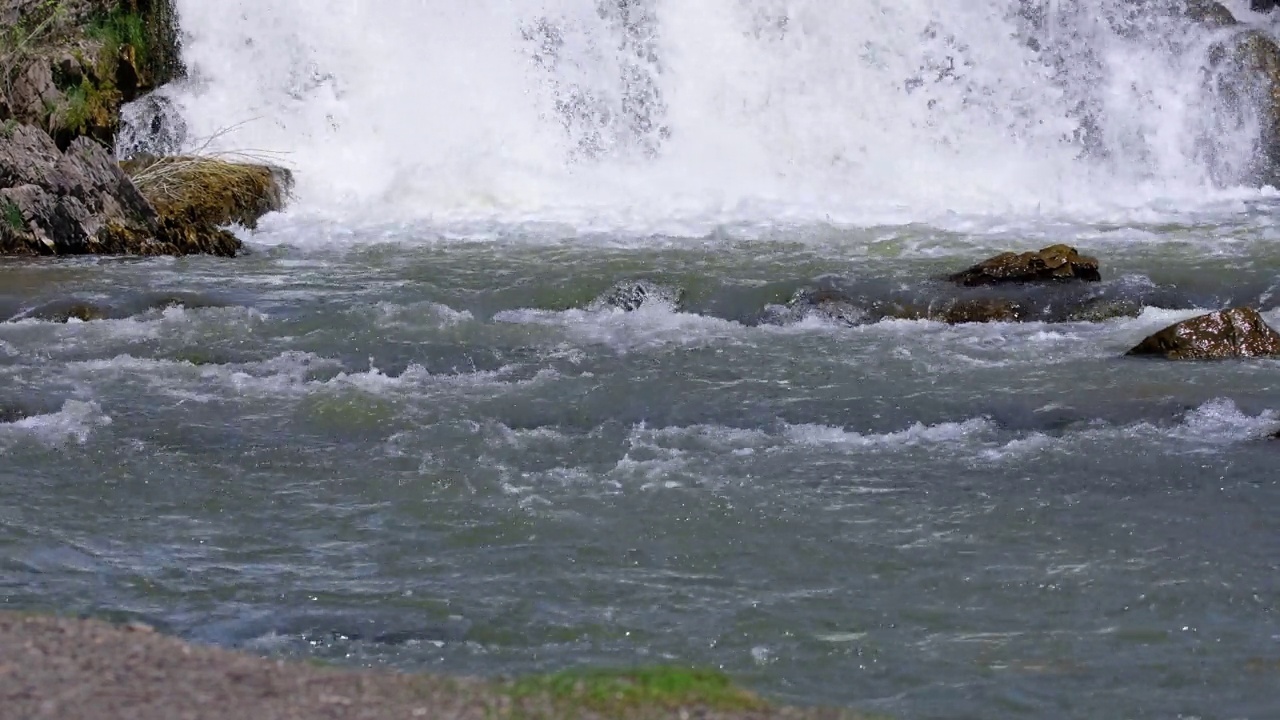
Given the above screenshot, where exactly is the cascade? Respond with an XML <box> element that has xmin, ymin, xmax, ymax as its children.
<box><xmin>129</xmin><ymin>0</ymin><xmax>1279</xmax><ymax>225</ymax></box>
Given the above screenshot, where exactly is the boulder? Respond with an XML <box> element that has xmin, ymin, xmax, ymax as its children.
<box><xmin>1</xmin><ymin>123</ymin><xmax>246</xmax><ymax>256</ymax></box>
<box><xmin>588</xmin><ymin>280</ymin><xmax>684</xmax><ymax>312</ymax></box>
<box><xmin>1126</xmin><ymin>307</ymin><xmax>1280</xmax><ymax>359</ymax></box>
<box><xmin>0</xmin><ymin>402</ymin><xmax>31</xmax><ymax>424</ymax></box>
<box><xmin>10</xmin><ymin>298</ymin><xmax>114</xmax><ymax>323</ymax></box>
<box><xmin>948</xmin><ymin>244</ymin><xmax>1101</xmax><ymax>286</ymax></box>
<box><xmin>934</xmin><ymin>298</ymin><xmax>1024</xmax><ymax>324</ymax></box>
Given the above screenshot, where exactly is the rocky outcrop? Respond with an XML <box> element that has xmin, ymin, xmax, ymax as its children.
<box><xmin>1</xmin><ymin>122</ymin><xmax>164</xmax><ymax>254</ymax></box>
<box><xmin>0</xmin><ymin>1</ymin><xmax>280</xmax><ymax>257</ymax></box>
<box><xmin>1</xmin><ymin>0</ymin><xmax>183</xmax><ymax>149</ymax></box>
<box><xmin>0</xmin><ymin>122</ymin><xmax>285</xmax><ymax>256</ymax></box>
<box><xmin>1126</xmin><ymin>307</ymin><xmax>1280</xmax><ymax>359</ymax></box>
<box><xmin>948</xmin><ymin>245</ymin><xmax>1102</xmax><ymax>287</ymax></box>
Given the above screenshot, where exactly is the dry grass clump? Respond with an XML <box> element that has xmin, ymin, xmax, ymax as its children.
<box><xmin>125</xmin><ymin>153</ymin><xmax>292</xmax><ymax>230</ymax></box>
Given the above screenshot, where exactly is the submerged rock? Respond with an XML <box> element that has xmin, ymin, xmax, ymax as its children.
<box><xmin>588</xmin><ymin>280</ymin><xmax>684</xmax><ymax>312</ymax></box>
<box><xmin>776</xmin><ymin>288</ymin><xmax>870</xmax><ymax>326</ymax></box>
<box><xmin>1061</xmin><ymin>296</ymin><xmax>1145</xmax><ymax>323</ymax></box>
<box><xmin>771</xmin><ymin>288</ymin><xmax>1024</xmax><ymax>326</ymax></box>
<box><xmin>1126</xmin><ymin>307</ymin><xmax>1280</xmax><ymax>359</ymax></box>
<box><xmin>935</xmin><ymin>297</ymin><xmax>1024</xmax><ymax>324</ymax></box>
<box><xmin>949</xmin><ymin>244</ymin><xmax>1102</xmax><ymax>286</ymax></box>
<box><xmin>0</xmin><ymin>403</ymin><xmax>30</xmax><ymax>424</ymax></box>
<box><xmin>11</xmin><ymin>299</ymin><xmax>115</xmax><ymax>323</ymax></box>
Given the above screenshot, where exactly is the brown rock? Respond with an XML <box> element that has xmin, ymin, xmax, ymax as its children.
<box><xmin>948</xmin><ymin>244</ymin><xmax>1101</xmax><ymax>286</ymax></box>
<box><xmin>935</xmin><ymin>298</ymin><xmax>1024</xmax><ymax>324</ymax></box>
<box><xmin>1126</xmin><ymin>307</ymin><xmax>1280</xmax><ymax>360</ymax></box>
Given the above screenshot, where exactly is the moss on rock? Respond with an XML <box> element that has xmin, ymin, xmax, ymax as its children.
<box><xmin>123</xmin><ymin>154</ymin><xmax>293</xmax><ymax>230</ymax></box>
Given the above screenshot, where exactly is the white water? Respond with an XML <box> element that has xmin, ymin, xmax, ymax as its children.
<box><xmin>160</xmin><ymin>0</ymin><xmax>1277</xmax><ymax>229</ymax></box>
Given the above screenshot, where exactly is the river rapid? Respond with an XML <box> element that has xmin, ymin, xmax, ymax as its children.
<box><xmin>6</xmin><ymin>1</ymin><xmax>1280</xmax><ymax>718</ymax></box>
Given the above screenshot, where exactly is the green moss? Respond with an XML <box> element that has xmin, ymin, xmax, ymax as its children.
<box><xmin>2</xmin><ymin>200</ymin><xmax>23</xmax><ymax>232</ymax></box>
<box><xmin>88</xmin><ymin>8</ymin><xmax>151</xmax><ymax>71</ymax></box>
<box><xmin>505</xmin><ymin>666</ymin><xmax>767</xmax><ymax>714</ymax></box>
<box><xmin>50</xmin><ymin>76</ymin><xmax>119</xmax><ymax>142</ymax></box>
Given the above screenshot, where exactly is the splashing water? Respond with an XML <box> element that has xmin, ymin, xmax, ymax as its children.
<box><xmin>147</xmin><ymin>0</ymin><xmax>1278</xmax><ymax>229</ymax></box>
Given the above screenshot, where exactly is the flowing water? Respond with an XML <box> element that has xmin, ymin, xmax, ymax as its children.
<box><xmin>6</xmin><ymin>1</ymin><xmax>1280</xmax><ymax>719</ymax></box>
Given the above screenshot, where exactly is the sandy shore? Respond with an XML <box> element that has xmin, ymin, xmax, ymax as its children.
<box><xmin>0</xmin><ymin>613</ymin><xmax>867</xmax><ymax>720</ymax></box>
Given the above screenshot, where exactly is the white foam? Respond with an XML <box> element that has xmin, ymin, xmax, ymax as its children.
<box><xmin>783</xmin><ymin>417</ymin><xmax>993</xmax><ymax>448</ymax></box>
<box><xmin>493</xmin><ymin>305</ymin><xmax>746</xmax><ymax>353</ymax></box>
<box><xmin>163</xmin><ymin>0</ymin><xmax>1275</xmax><ymax>236</ymax></box>
<box><xmin>1</xmin><ymin>400</ymin><xmax>112</xmax><ymax>446</ymax></box>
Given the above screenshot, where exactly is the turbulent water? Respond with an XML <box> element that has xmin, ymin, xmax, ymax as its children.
<box><xmin>6</xmin><ymin>1</ymin><xmax>1280</xmax><ymax>719</ymax></box>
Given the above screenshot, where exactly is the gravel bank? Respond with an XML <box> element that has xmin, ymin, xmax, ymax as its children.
<box><xmin>0</xmin><ymin>613</ymin><xmax>869</xmax><ymax>720</ymax></box>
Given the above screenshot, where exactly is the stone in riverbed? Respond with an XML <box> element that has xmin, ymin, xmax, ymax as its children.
<box><xmin>948</xmin><ymin>244</ymin><xmax>1101</xmax><ymax>287</ymax></box>
<box><xmin>1126</xmin><ymin>307</ymin><xmax>1280</xmax><ymax>359</ymax></box>
<box><xmin>588</xmin><ymin>280</ymin><xmax>684</xmax><ymax>312</ymax></box>
<box><xmin>934</xmin><ymin>297</ymin><xmax>1024</xmax><ymax>324</ymax></box>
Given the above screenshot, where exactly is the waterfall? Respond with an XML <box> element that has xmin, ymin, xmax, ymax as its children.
<box><xmin>129</xmin><ymin>0</ymin><xmax>1278</xmax><ymax>228</ymax></box>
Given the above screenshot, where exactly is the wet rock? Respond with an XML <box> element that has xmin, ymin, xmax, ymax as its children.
<box><xmin>1126</xmin><ymin>307</ymin><xmax>1280</xmax><ymax>360</ymax></box>
<box><xmin>949</xmin><ymin>244</ymin><xmax>1102</xmax><ymax>286</ymax></box>
<box><xmin>1253</xmin><ymin>0</ymin><xmax>1278</xmax><ymax>13</ymax></box>
<box><xmin>2</xmin><ymin>123</ymin><xmax>260</xmax><ymax>256</ymax></box>
<box><xmin>14</xmin><ymin>298</ymin><xmax>115</xmax><ymax>323</ymax></box>
<box><xmin>0</xmin><ymin>402</ymin><xmax>31</xmax><ymax>423</ymax></box>
<box><xmin>117</xmin><ymin>92</ymin><xmax>188</xmax><ymax>157</ymax></box>
<box><xmin>769</xmin><ymin>288</ymin><xmax>1024</xmax><ymax>326</ymax></box>
<box><xmin>1207</xmin><ymin>29</ymin><xmax>1280</xmax><ymax>186</ymax></box>
<box><xmin>0</xmin><ymin>124</ymin><xmax>198</xmax><ymax>255</ymax></box>
<box><xmin>1062</xmin><ymin>297</ymin><xmax>1144</xmax><ymax>323</ymax></box>
<box><xmin>143</xmin><ymin>292</ymin><xmax>230</xmax><ymax>312</ymax></box>
<box><xmin>588</xmin><ymin>279</ymin><xmax>684</xmax><ymax>312</ymax></box>
<box><xmin>789</xmin><ymin>288</ymin><xmax>869</xmax><ymax>325</ymax></box>
<box><xmin>935</xmin><ymin>297</ymin><xmax>1024</xmax><ymax>324</ymax></box>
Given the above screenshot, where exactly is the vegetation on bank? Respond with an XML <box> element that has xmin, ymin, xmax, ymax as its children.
<box><xmin>502</xmin><ymin>666</ymin><xmax>771</xmax><ymax>716</ymax></box>
<box><xmin>1</xmin><ymin>611</ymin><xmax>879</xmax><ymax>720</ymax></box>
<box><xmin>0</xmin><ymin>0</ymin><xmax>178</xmax><ymax>148</ymax></box>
